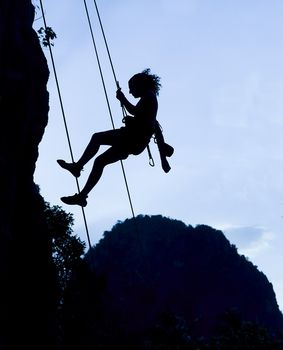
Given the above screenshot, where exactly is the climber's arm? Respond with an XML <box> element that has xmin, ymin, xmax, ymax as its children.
<box><xmin>116</xmin><ymin>89</ymin><xmax>136</xmax><ymax>115</ymax></box>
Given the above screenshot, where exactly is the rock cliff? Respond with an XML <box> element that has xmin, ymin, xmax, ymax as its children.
<box><xmin>0</xmin><ymin>1</ymin><xmax>57</xmax><ymax>348</ymax></box>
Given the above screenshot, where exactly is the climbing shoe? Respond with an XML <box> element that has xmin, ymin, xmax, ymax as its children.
<box><xmin>60</xmin><ymin>193</ymin><xmax>88</xmax><ymax>207</ymax></box>
<box><xmin>57</xmin><ymin>159</ymin><xmax>82</xmax><ymax>178</ymax></box>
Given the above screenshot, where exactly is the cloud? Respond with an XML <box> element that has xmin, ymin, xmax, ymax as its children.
<box><xmin>223</xmin><ymin>225</ymin><xmax>275</xmax><ymax>259</ymax></box>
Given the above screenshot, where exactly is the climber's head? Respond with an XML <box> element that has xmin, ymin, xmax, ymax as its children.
<box><xmin>129</xmin><ymin>68</ymin><xmax>161</xmax><ymax>97</ymax></box>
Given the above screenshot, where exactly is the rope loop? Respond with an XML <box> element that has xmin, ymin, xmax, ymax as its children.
<box><xmin>147</xmin><ymin>145</ymin><xmax>155</xmax><ymax>167</ymax></box>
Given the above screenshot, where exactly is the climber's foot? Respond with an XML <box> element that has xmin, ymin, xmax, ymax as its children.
<box><xmin>60</xmin><ymin>193</ymin><xmax>88</xmax><ymax>207</ymax></box>
<box><xmin>57</xmin><ymin>159</ymin><xmax>82</xmax><ymax>178</ymax></box>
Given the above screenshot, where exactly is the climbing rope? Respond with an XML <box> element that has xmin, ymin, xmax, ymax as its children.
<box><xmin>38</xmin><ymin>0</ymin><xmax>137</xmax><ymax>244</ymax></box>
<box><xmin>39</xmin><ymin>0</ymin><xmax>92</xmax><ymax>250</ymax></box>
<box><xmin>82</xmin><ymin>0</ymin><xmax>136</xmax><ymax>218</ymax></box>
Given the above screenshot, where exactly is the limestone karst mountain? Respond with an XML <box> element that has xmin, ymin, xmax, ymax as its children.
<box><xmin>61</xmin><ymin>215</ymin><xmax>283</xmax><ymax>349</ymax></box>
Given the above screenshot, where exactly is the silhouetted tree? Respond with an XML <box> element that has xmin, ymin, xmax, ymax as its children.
<box><xmin>44</xmin><ymin>201</ymin><xmax>85</xmax><ymax>303</ymax></box>
<box><xmin>146</xmin><ymin>310</ymin><xmax>283</xmax><ymax>350</ymax></box>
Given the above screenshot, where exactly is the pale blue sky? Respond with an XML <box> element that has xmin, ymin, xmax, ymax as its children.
<box><xmin>34</xmin><ymin>0</ymin><xmax>283</xmax><ymax>311</ymax></box>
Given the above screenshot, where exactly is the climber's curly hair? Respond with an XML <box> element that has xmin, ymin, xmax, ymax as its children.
<box><xmin>129</xmin><ymin>68</ymin><xmax>162</xmax><ymax>95</ymax></box>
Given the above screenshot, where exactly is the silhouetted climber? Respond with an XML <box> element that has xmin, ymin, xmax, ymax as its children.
<box><xmin>57</xmin><ymin>68</ymin><xmax>173</xmax><ymax>207</ymax></box>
